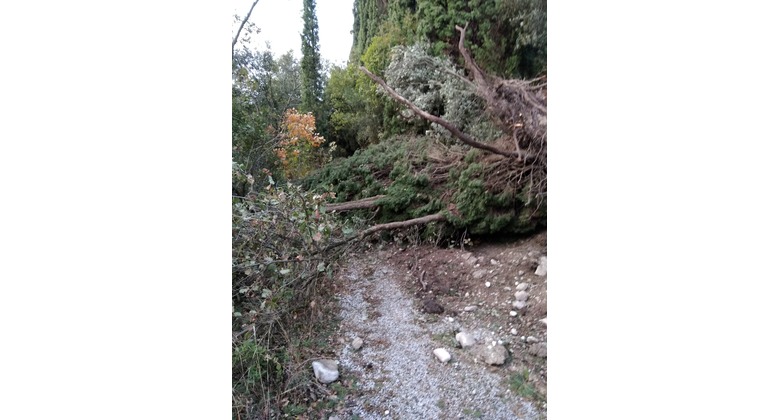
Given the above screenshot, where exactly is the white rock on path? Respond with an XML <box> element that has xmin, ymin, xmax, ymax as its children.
<box><xmin>510</xmin><ymin>328</ymin><xmax>518</xmax><ymax>335</ymax></box>
<box><xmin>312</xmin><ymin>359</ymin><xmax>339</xmax><ymax>384</ymax></box>
<box><xmin>433</xmin><ymin>348</ymin><xmax>452</xmax><ymax>363</ymax></box>
<box><xmin>526</xmin><ymin>336</ymin><xmax>539</xmax><ymax>344</ymax></box>
<box><xmin>479</xmin><ymin>343</ymin><xmax>508</xmax><ymax>365</ymax></box>
<box><xmin>351</xmin><ymin>337</ymin><xmax>363</xmax><ymax>350</ymax></box>
<box><xmin>516</xmin><ymin>282</ymin><xmax>528</xmax><ymax>291</ymax></box>
<box><xmin>535</xmin><ymin>256</ymin><xmax>547</xmax><ymax>276</ymax></box>
<box><xmin>514</xmin><ymin>291</ymin><xmax>529</xmax><ymax>301</ymax></box>
<box><xmin>464</xmin><ymin>305</ymin><xmax>478</xmax><ymax>312</ymax></box>
<box><xmin>455</xmin><ymin>332</ymin><xmax>476</xmax><ymax>348</ymax></box>
<box><xmin>509</xmin><ymin>311</ymin><xmax>518</xmax><ymax>317</ymax></box>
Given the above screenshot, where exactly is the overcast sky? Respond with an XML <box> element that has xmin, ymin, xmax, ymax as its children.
<box><xmin>233</xmin><ymin>0</ymin><xmax>354</xmax><ymax>66</ymax></box>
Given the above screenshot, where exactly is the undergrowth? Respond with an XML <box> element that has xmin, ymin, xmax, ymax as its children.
<box><xmin>509</xmin><ymin>368</ymin><xmax>544</xmax><ymax>402</ymax></box>
<box><xmin>232</xmin><ymin>163</ymin><xmax>364</xmax><ymax>419</ymax></box>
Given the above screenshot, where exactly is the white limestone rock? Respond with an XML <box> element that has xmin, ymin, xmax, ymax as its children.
<box><xmin>312</xmin><ymin>359</ymin><xmax>339</xmax><ymax>384</ymax></box>
<box><xmin>479</xmin><ymin>343</ymin><xmax>508</xmax><ymax>365</ymax></box>
<box><xmin>351</xmin><ymin>337</ymin><xmax>363</xmax><ymax>350</ymax></box>
<box><xmin>433</xmin><ymin>348</ymin><xmax>452</xmax><ymax>363</ymax></box>
<box><xmin>535</xmin><ymin>256</ymin><xmax>547</xmax><ymax>276</ymax></box>
<box><xmin>455</xmin><ymin>332</ymin><xmax>476</xmax><ymax>348</ymax></box>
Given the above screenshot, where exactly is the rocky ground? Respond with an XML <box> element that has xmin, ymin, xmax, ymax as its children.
<box><xmin>312</xmin><ymin>231</ymin><xmax>547</xmax><ymax>419</ymax></box>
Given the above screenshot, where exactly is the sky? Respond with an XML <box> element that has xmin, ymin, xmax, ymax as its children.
<box><xmin>233</xmin><ymin>0</ymin><xmax>354</xmax><ymax>67</ymax></box>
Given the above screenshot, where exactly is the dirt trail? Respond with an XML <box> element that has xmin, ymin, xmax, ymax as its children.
<box><xmin>327</xmin><ymin>234</ymin><xmax>547</xmax><ymax>419</ymax></box>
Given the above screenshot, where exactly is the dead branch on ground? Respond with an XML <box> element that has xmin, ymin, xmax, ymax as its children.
<box><xmin>324</xmin><ymin>195</ymin><xmax>386</xmax><ymax>212</ymax></box>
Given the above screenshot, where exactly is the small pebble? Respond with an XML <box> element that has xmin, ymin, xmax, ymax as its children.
<box><xmin>485</xmin><ymin>281</ymin><xmax>491</xmax><ymax>288</ymax></box>
<box><xmin>509</xmin><ymin>311</ymin><xmax>518</xmax><ymax>317</ymax></box>
<box><xmin>514</xmin><ymin>291</ymin><xmax>530</xmax><ymax>301</ymax></box>
<box><xmin>384</xmin><ymin>410</ymin><xmax>390</xmax><ymax>415</ymax></box>
<box><xmin>512</xmin><ymin>300</ymin><xmax>527</xmax><ymax>311</ymax></box>
<box><xmin>516</xmin><ymin>282</ymin><xmax>529</xmax><ymax>291</ymax></box>
<box><xmin>464</xmin><ymin>305</ymin><xmax>477</xmax><ymax>312</ymax></box>
<box><xmin>527</xmin><ymin>336</ymin><xmax>539</xmax><ymax>343</ymax></box>
<box><xmin>351</xmin><ymin>337</ymin><xmax>363</xmax><ymax>350</ymax></box>
<box><xmin>433</xmin><ymin>348</ymin><xmax>451</xmax><ymax>363</ymax></box>
<box><xmin>510</xmin><ymin>328</ymin><xmax>518</xmax><ymax>335</ymax></box>
<box><xmin>456</xmin><ymin>332</ymin><xmax>476</xmax><ymax>347</ymax></box>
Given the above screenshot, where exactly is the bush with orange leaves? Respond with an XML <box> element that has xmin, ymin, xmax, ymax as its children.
<box><xmin>274</xmin><ymin>108</ymin><xmax>329</xmax><ymax>179</ymax></box>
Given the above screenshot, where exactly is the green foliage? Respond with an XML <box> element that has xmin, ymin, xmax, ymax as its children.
<box><xmin>304</xmin><ymin>138</ymin><xmax>409</xmax><ymax>201</ymax></box>
<box><xmin>301</xmin><ymin>0</ymin><xmax>324</xmax><ymax>114</ymax></box>
<box><xmin>415</xmin><ymin>0</ymin><xmax>546</xmax><ymax>78</ymax></box>
<box><xmin>323</xmin><ymin>64</ymin><xmax>385</xmax><ymax>153</ymax></box>
<box><xmin>352</xmin><ymin>0</ymin><xmax>546</xmax><ymax>79</ymax></box>
<box><xmin>329</xmin><ymin>0</ymin><xmax>545</xmax><ymax>161</ymax></box>
<box><xmin>449</xmin><ymin>162</ymin><xmax>542</xmax><ymax>235</ymax></box>
<box><xmin>233</xmin><ymin>49</ymin><xmax>303</xmax><ymax>181</ymax></box>
<box><xmin>384</xmin><ymin>44</ymin><xmax>503</xmax><ymax>142</ymax></box>
<box><xmin>232</xmin><ymin>170</ymin><xmax>358</xmax><ymax>418</ymax></box>
<box><xmin>306</xmin><ymin>134</ymin><xmax>544</xmax><ymax>237</ymax></box>
<box><xmin>329</xmin><ymin>2</ymin><xmax>424</xmax><ymax>152</ymax></box>
<box><xmin>232</xmin><ymin>339</ymin><xmax>284</xmax><ymax>398</ymax></box>
<box><xmin>351</xmin><ymin>0</ymin><xmax>385</xmax><ymax>62</ymax></box>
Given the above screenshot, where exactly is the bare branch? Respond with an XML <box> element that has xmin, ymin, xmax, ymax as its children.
<box><xmin>232</xmin><ymin>0</ymin><xmax>260</xmax><ymax>55</ymax></box>
<box><xmin>324</xmin><ymin>195</ymin><xmax>387</xmax><ymax>212</ymax></box>
<box><xmin>318</xmin><ymin>213</ymin><xmax>447</xmax><ymax>253</ymax></box>
<box><xmin>455</xmin><ymin>24</ymin><xmax>491</xmax><ymax>90</ymax></box>
<box><xmin>358</xmin><ymin>213</ymin><xmax>446</xmax><ymax>238</ymax></box>
<box><xmin>359</xmin><ymin>66</ymin><xmax>516</xmax><ymax>159</ymax></box>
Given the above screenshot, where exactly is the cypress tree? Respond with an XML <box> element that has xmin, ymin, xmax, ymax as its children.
<box><xmin>300</xmin><ymin>0</ymin><xmax>323</xmax><ymax>113</ymax></box>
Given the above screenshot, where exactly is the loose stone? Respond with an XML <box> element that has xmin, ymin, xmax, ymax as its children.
<box><xmin>433</xmin><ymin>348</ymin><xmax>452</xmax><ymax>363</ymax></box>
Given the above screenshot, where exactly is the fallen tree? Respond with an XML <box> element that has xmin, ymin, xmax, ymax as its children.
<box><xmin>308</xmin><ymin>24</ymin><xmax>547</xmax><ymax>240</ymax></box>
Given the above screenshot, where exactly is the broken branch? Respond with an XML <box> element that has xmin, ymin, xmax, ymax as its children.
<box><xmin>324</xmin><ymin>195</ymin><xmax>386</xmax><ymax>212</ymax></box>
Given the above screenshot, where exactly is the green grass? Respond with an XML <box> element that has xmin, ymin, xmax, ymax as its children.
<box><xmin>509</xmin><ymin>369</ymin><xmax>542</xmax><ymax>400</ymax></box>
<box><xmin>431</xmin><ymin>330</ymin><xmax>457</xmax><ymax>346</ymax></box>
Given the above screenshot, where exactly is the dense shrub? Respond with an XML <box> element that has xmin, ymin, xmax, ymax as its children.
<box><xmin>232</xmin><ymin>164</ymin><xmax>361</xmax><ymax>418</ymax></box>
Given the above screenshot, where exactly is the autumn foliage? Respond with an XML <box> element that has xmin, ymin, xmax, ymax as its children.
<box><xmin>275</xmin><ymin>108</ymin><xmax>329</xmax><ymax>179</ymax></box>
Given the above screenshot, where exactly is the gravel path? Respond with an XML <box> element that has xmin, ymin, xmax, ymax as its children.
<box><xmin>333</xmin><ymin>250</ymin><xmax>541</xmax><ymax>420</ymax></box>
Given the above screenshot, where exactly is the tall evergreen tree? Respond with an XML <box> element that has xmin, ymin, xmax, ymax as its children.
<box><xmin>300</xmin><ymin>0</ymin><xmax>323</xmax><ymax>114</ymax></box>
